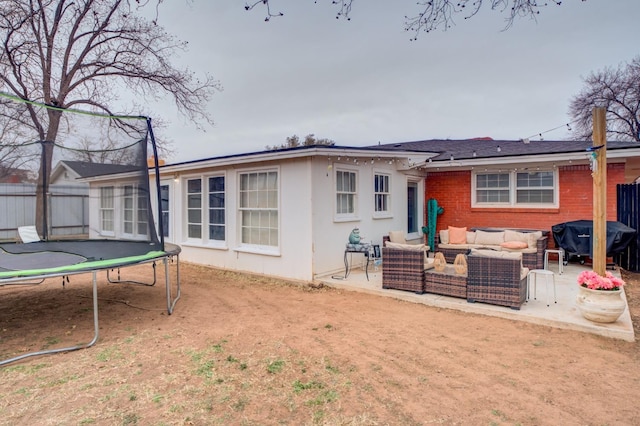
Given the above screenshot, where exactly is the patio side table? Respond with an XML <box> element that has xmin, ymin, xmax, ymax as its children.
<box><xmin>544</xmin><ymin>248</ymin><xmax>564</xmax><ymax>274</ymax></box>
<box><xmin>342</xmin><ymin>243</ymin><xmax>372</xmax><ymax>281</ymax></box>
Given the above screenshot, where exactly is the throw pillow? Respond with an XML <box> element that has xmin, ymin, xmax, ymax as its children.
<box><xmin>439</xmin><ymin>229</ymin><xmax>449</xmax><ymax>244</ymax></box>
<box><xmin>448</xmin><ymin>226</ymin><xmax>467</xmax><ymax>244</ymax></box>
<box><xmin>388</xmin><ymin>230</ymin><xmax>406</xmax><ymax>244</ymax></box>
<box><xmin>500</xmin><ymin>241</ymin><xmax>528</xmax><ymax>249</ymax></box>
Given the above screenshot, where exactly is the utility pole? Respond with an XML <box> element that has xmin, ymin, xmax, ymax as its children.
<box><xmin>592</xmin><ymin>107</ymin><xmax>607</xmax><ymax>275</ymax></box>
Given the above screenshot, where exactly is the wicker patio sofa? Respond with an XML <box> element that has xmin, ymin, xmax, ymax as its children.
<box><xmin>466</xmin><ymin>249</ymin><xmax>529</xmax><ymax>310</ymax></box>
<box><xmin>436</xmin><ymin>227</ymin><xmax>548</xmax><ymax>270</ymax></box>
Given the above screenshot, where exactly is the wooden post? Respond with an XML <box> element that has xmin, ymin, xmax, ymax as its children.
<box><xmin>592</xmin><ymin>107</ymin><xmax>607</xmax><ymax>275</ymax></box>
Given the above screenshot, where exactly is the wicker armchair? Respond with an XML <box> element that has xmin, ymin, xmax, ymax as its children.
<box><xmin>466</xmin><ymin>251</ymin><xmax>528</xmax><ymax>310</ymax></box>
<box><xmin>381</xmin><ymin>246</ymin><xmax>426</xmax><ymax>294</ymax></box>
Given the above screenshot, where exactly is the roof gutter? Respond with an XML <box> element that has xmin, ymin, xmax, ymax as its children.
<box><xmin>154</xmin><ymin>147</ymin><xmax>438</xmax><ymax>175</ymax></box>
<box><xmin>418</xmin><ymin>148</ymin><xmax>640</xmax><ymax>170</ymax></box>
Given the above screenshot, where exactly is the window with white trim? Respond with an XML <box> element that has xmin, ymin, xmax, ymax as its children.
<box><xmin>473</xmin><ymin>170</ymin><xmax>557</xmax><ymax>207</ymax></box>
<box><xmin>186</xmin><ymin>175</ymin><xmax>226</xmax><ymax>242</ymax></box>
<box><xmin>374</xmin><ymin>173</ymin><xmax>390</xmax><ymax>214</ymax></box>
<box><xmin>239</xmin><ymin>170</ymin><xmax>278</xmax><ymax>247</ymax></box>
<box><xmin>160</xmin><ymin>184</ymin><xmax>169</xmax><ymax>238</ymax></box>
<box><xmin>208</xmin><ymin>176</ymin><xmax>225</xmax><ymax>241</ymax></box>
<box><xmin>516</xmin><ymin>171</ymin><xmax>554</xmax><ymax>203</ymax></box>
<box><xmin>336</xmin><ymin>169</ymin><xmax>357</xmax><ymax>216</ymax></box>
<box><xmin>122</xmin><ymin>184</ymin><xmax>149</xmax><ymax>238</ymax></box>
<box><xmin>186</xmin><ymin>178</ymin><xmax>202</xmax><ymax>238</ymax></box>
<box><xmin>99</xmin><ymin>186</ymin><xmax>114</xmax><ymax>233</ymax></box>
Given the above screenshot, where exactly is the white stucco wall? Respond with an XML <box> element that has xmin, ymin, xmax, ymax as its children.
<box><xmin>92</xmin><ymin>149</ymin><xmax>426</xmax><ymax>283</ymax></box>
<box><xmin>150</xmin><ymin>157</ymin><xmax>316</xmax><ymax>281</ymax></box>
<box><xmin>309</xmin><ymin>156</ymin><xmax>424</xmax><ymax>279</ymax></box>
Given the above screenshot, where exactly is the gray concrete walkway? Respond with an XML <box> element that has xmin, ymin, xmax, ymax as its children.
<box><xmin>317</xmin><ymin>260</ymin><xmax>635</xmax><ymax>342</ymax></box>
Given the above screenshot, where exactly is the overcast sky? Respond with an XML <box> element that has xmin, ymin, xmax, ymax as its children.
<box><xmin>148</xmin><ymin>1</ymin><xmax>640</xmax><ymax>163</ymax></box>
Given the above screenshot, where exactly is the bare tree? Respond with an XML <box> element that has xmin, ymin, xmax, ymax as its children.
<box><xmin>0</xmin><ymin>0</ymin><xmax>220</xmax><ymax>234</ymax></box>
<box><xmin>569</xmin><ymin>57</ymin><xmax>640</xmax><ymax>142</ymax></box>
<box><xmin>266</xmin><ymin>133</ymin><xmax>335</xmax><ymax>150</ymax></box>
<box><xmin>246</xmin><ymin>0</ymin><xmax>566</xmax><ymax>40</ymax></box>
<box><xmin>0</xmin><ymin>97</ymin><xmax>39</xmax><ymax>181</ymax></box>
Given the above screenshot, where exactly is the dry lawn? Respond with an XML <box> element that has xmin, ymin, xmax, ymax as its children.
<box><xmin>1</xmin><ymin>262</ymin><xmax>639</xmax><ymax>425</ymax></box>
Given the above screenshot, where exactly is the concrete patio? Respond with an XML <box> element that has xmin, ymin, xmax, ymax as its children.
<box><xmin>317</xmin><ymin>258</ymin><xmax>635</xmax><ymax>342</ymax></box>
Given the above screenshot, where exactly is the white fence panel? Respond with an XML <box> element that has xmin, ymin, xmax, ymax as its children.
<box><xmin>0</xmin><ymin>183</ymin><xmax>88</xmax><ymax>240</ymax></box>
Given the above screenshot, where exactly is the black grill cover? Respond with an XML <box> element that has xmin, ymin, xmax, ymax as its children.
<box><xmin>551</xmin><ymin>220</ymin><xmax>637</xmax><ymax>257</ymax></box>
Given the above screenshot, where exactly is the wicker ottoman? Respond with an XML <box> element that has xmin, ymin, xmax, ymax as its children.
<box><xmin>424</xmin><ymin>265</ymin><xmax>467</xmax><ymax>298</ymax></box>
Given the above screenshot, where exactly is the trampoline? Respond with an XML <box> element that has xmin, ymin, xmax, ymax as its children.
<box><xmin>0</xmin><ymin>93</ymin><xmax>182</xmax><ymax>365</ymax></box>
<box><xmin>0</xmin><ymin>240</ymin><xmax>181</xmax><ymax>365</ymax></box>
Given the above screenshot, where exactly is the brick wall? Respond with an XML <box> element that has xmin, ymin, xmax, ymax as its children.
<box><xmin>424</xmin><ymin>163</ymin><xmax>625</xmax><ymax>236</ymax></box>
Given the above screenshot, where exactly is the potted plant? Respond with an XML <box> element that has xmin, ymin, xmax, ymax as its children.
<box><xmin>575</xmin><ymin>270</ymin><xmax>626</xmax><ymax>323</ymax></box>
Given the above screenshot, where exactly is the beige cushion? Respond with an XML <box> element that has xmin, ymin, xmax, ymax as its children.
<box><xmin>424</xmin><ymin>257</ymin><xmax>435</xmax><ymax>270</ymax></box>
<box><xmin>474</xmin><ymin>230</ymin><xmax>505</xmax><ymax>246</ymax></box>
<box><xmin>504</xmin><ymin>230</ymin><xmax>529</xmax><ymax>244</ymax></box>
<box><xmin>386</xmin><ymin>242</ymin><xmax>429</xmax><ymax>251</ymax></box>
<box><xmin>439</xmin><ymin>229</ymin><xmax>449</xmax><ymax>244</ymax></box>
<box><xmin>527</xmin><ymin>231</ymin><xmax>543</xmax><ymax>248</ymax></box>
<box><xmin>388</xmin><ymin>231</ymin><xmax>406</xmax><ymax>244</ymax></box>
<box><xmin>448</xmin><ymin>226</ymin><xmax>467</xmax><ymax>244</ymax></box>
<box><xmin>466</xmin><ymin>231</ymin><xmax>476</xmax><ymax>244</ymax></box>
<box><xmin>470</xmin><ymin>248</ymin><xmax>522</xmax><ymax>260</ymax></box>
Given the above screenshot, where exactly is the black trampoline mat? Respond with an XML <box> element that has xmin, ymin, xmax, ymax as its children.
<box><xmin>0</xmin><ymin>250</ymin><xmax>86</xmax><ymax>271</ymax></box>
<box><xmin>0</xmin><ymin>240</ymin><xmax>163</xmax><ymax>261</ymax></box>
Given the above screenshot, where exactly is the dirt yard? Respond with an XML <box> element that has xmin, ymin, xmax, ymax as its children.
<box><xmin>1</xmin><ymin>262</ymin><xmax>639</xmax><ymax>425</ymax></box>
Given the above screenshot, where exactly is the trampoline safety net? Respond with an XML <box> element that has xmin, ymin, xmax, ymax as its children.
<box><xmin>0</xmin><ymin>92</ymin><xmax>163</xmax><ymax>247</ymax></box>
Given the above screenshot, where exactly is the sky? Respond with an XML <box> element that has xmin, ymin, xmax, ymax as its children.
<box><xmin>146</xmin><ymin>1</ymin><xmax>640</xmax><ymax>163</ymax></box>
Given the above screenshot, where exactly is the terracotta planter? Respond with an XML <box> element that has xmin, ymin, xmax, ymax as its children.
<box><xmin>576</xmin><ymin>286</ymin><xmax>626</xmax><ymax>323</ymax></box>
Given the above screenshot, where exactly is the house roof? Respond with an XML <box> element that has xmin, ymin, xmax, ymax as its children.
<box><xmin>364</xmin><ymin>138</ymin><xmax>640</xmax><ymax>162</ymax></box>
<box><xmin>156</xmin><ymin>139</ymin><xmax>640</xmax><ymax>175</ymax></box>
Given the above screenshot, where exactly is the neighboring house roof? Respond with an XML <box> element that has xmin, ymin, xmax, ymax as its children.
<box><xmin>364</xmin><ymin>138</ymin><xmax>640</xmax><ymax>162</ymax></box>
<box><xmin>52</xmin><ymin>160</ymin><xmax>141</xmax><ymax>182</ymax></box>
<box><xmin>0</xmin><ymin>166</ymin><xmax>32</xmax><ymax>183</ymax></box>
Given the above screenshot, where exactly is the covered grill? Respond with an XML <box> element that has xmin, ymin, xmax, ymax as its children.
<box><xmin>551</xmin><ymin>220</ymin><xmax>636</xmax><ymax>261</ymax></box>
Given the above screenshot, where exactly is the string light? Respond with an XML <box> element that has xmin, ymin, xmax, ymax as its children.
<box><xmin>523</xmin><ymin>120</ymin><xmax>579</xmax><ymax>141</ymax></box>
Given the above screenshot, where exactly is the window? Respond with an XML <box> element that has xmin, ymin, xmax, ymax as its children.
<box><xmin>239</xmin><ymin>170</ymin><xmax>278</xmax><ymax>247</ymax></box>
<box><xmin>516</xmin><ymin>171</ymin><xmax>554</xmax><ymax>203</ymax></box>
<box><xmin>137</xmin><ymin>190</ymin><xmax>148</xmax><ymax>235</ymax></box>
<box><xmin>160</xmin><ymin>184</ymin><xmax>169</xmax><ymax>237</ymax></box>
<box><xmin>186</xmin><ymin>178</ymin><xmax>202</xmax><ymax>239</ymax></box>
<box><xmin>374</xmin><ymin>173</ymin><xmax>390</xmax><ymax>213</ymax></box>
<box><xmin>208</xmin><ymin>176</ymin><xmax>225</xmax><ymax>241</ymax></box>
<box><xmin>100</xmin><ymin>186</ymin><xmax>114</xmax><ymax>233</ymax></box>
<box><xmin>122</xmin><ymin>184</ymin><xmax>149</xmax><ymax>238</ymax></box>
<box><xmin>476</xmin><ymin>173</ymin><xmax>510</xmax><ymax>203</ymax></box>
<box><xmin>473</xmin><ymin>170</ymin><xmax>557</xmax><ymax>207</ymax></box>
<box><xmin>336</xmin><ymin>169</ymin><xmax>357</xmax><ymax>216</ymax></box>
<box><xmin>185</xmin><ymin>175</ymin><xmax>226</xmax><ymax>243</ymax></box>
<box><xmin>407</xmin><ymin>181</ymin><xmax>418</xmax><ymax>234</ymax></box>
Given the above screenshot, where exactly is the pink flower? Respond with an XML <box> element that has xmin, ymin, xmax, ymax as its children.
<box><xmin>577</xmin><ymin>270</ymin><xmax>625</xmax><ymax>291</ymax></box>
